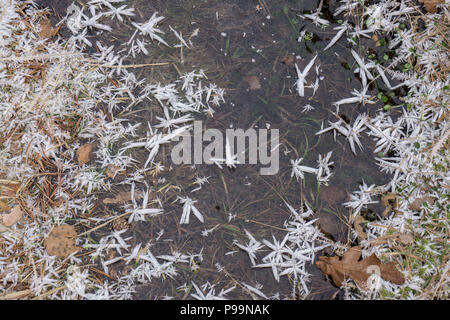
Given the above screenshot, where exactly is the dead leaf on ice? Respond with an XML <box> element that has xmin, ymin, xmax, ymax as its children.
<box><xmin>44</xmin><ymin>224</ymin><xmax>79</xmax><ymax>258</ymax></box>
<box><xmin>418</xmin><ymin>0</ymin><xmax>444</xmax><ymax>13</ymax></box>
<box><xmin>381</xmin><ymin>192</ymin><xmax>397</xmax><ymax>217</ymax></box>
<box><xmin>77</xmin><ymin>143</ymin><xmax>93</xmax><ymax>166</ymax></box>
<box><xmin>243</xmin><ymin>76</ymin><xmax>261</xmax><ymax>90</ymax></box>
<box><xmin>105</xmin><ymin>164</ymin><xmax>124</xmax><ymax>179</ymax></box>
<box><xmin>316</xmin><ymin>246</ymin><xmax>405</xmax><ymax>290</ymax></box>
<box><xmin>38</xmin><ymin>18</ymin><xmax>61</xmax><ymax>39</ymax></box>
<box><xmin>371</xmin><ymin>34</ymin><xmax>381</xmax><ymax>47</ymax></box>
<box><xmin>2</xmin><ymin>205</ymin><xmax>22</xmax><ymax>227</ymax></box>
<box><xmin>353</xmin><ymin>214</ymin><xmax>367</xmax><ymax>241</ymax></box>
<box><xmin>281</xmin><ymin>55</ymin><xmax>295</xmax><ymax>66</ymax></box>
<box><xmin>103</xmin><ymin>190</ymin><xmax>143</xmax><ymax>205</ymax></box>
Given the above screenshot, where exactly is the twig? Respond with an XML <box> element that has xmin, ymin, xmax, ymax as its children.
<box><xmin>78</xmin><ymin>211</ymin><xmax>131</xmax><ymax>237</ymax></box>
<box><xmin>88</xmin><ymin>62</ymin><xmax>170</xmax><ymax>68</ymax></box>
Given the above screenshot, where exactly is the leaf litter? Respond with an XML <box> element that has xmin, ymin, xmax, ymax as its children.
<box><xmin>316</xmin><ymin>246</ymin><xmax>405</xmax><ymax>290</ymax></box>
<box><xmin>2</xmin><ymin>205</ymin><xmax>22</xmax><ymax>227</ymax></box>
<box><xmin>76</xmin><ymin>143</ymin><xmax>93</xmax><ymax>166</ymax></box>
<box><xmin>38</xmin><ymin>18</ymin><xmax>61</xmax><ymax>39</ymax></box>
<box><xmin>44</xmin><ymin>225</ymin><xmax>79</xmax><ymax>258</ymax></box>
<box><xmin>0</xmin><ymin>0</ymin><xmax>447</xmax><ymax>300</ymax></box>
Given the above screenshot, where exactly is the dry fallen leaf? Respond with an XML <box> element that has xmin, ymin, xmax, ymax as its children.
<box><xmin>38</xmin><ymin>18</ymin><xmax>61</xmax><ymax>38</ymax></box>
<box><xmin>77</xmin><ymin>143</ymin><xmax>93</xmax><ymax>166</ymax></box>
<box><xmin>397</xmin><ymin>233</ymin><xmax>414</xmax><ymax>245</ymax></box>
<box><xmin>381</xmin><ymin>192</ymin><xmax>397</xmax><ymax>206</ymax></box>
<box><xmin>371</xmin><ymin>34</ymin><xmax>381</xmax><ymax>47</ymax></box>
<box><xmin>0</xmin><ymin>182</ymin><xmax>20</xmax><ymax>198</ymax></box>
<box><xmin>44</xmin><ymin>224</ymin><xmax>79</xmax><ymax>258</ymax></box>
<box><xmin>418</xmin><ymin>0</ymin><xmax>444</xmax><ymax>13</ymax></box>
<box><xmin>2</xmin><ymin>205</ymin><xmax>22</xmax><ymax>227</ymax></box>
<box><xmin>0</xmin><ymin>289</ymin><xmax>32</xmax><ymax>300</ymax></box>
<box><xmin>0</xmin><ymin>200</ymin><xmax>10</xmax><ymax>211</ymax></box>
<box><xmin>316</xmin><ymin>246</ymin><xmax>405</xmax><ymax>290</ymax></box>
<box><xmin>105</xmin><ymin>164</ymin><xmax>123</xmax><ymax>179</ymax></box>
<box><xmin>7</xmin><ymin>132</ymin><xmax>24</xmax><ymax>156</ymax></box>
<box><xmin>112</xmin><ymin>217</ymin><xmax>129</xmax><ymax>231</ymax></box>
<box><xmin>103</xmin><ymin>192</ymin><xmax>131</xmax><ymax>205</ymax></box>
<box><xmin>409</xmin><ymin>196</ymin><xmax>435</xmax><ymax>211</ymax></box>
<box><xmin>103</xmin><ymin>190</ymin><xmax>143</xmax><ymax>205</ymax></box>
<box><xmin>243</xmin><ymin>76</ymin><xmax>261</xmax><ymax>90</ymax></box>
<box><xmin>381</xmin><ymin>192</ymin><xmax>397</xmax><ymax>217</ymax></box>
<box><xmin>281</xmin><ymin>55</ymin><xmax>295</xmax><ymax>66</ymax></box>
<box><xmin>353</xmin><ymin>214</ymin><xmax>367</xmax><ymax>241</ymax></box>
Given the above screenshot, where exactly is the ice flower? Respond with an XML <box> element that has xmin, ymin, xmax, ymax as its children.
<box><xmin>343</xmin><ymin>181</ymin><xmax>378</xmax><ymax>215</ymax></box>
<box><xmin>178</xmin><ymin>196</ymin><xmax>204</xmax><ymax>224</ymax></box>
<box><xmin>131</xmin><ymin>12</ymin><xmax>168</xmax><ymax>46</ymax></box>
<box><xmin>316</xmin><ymin>114</ymin><xmax>368</xmax><ymax>154</ymax></box>
<box><xmin>301</xmin><ymin>104</ymin><xmax>315</xmax><ymax>113</ymax></box>
<box><xmin>316</xmin><ymin>151</ymin><xmax>334</xmax><ymax>185</ymax></box>
<box><xmin>191</xmin><ymin>282</ymin><xmax>234</xmax><ymax>300</ymax></box>
<box><xmin>128</xmin><ymin>183</ymin><xmax>164</xmax><ymax>223</ymax></box>
<box><xmin>323</xmin><ymin>22</ymin><xmax>348</xmax><ymax>51</ymax></box>
<box><xmin>104</xmin><ymin>4</ymin><xmax>135</xmax><ymax>22</ymax></box>
<box><xmin>333</xmin><ymin>86</ymin><xmax>374</xmax><ymax>107</ymax></box>
<box><xmin>298</xmin><ymin>12</ymin><xmax>330</xmax><ymax>27</ymax></box>
<box><xmin>191</xmin><ymin>175</ymin><xmax>210</xmax><ymax>192</ymax></box>
<box><xmin>291</xmin><ymin>158</ymin><xmax>318</xmax><ymax>181</ymax></box>
<box><xmin>210</xmin><ymin>135</ymin><xmax>239</xmax><ymax>169</ymax></box>
<box><xmin>294</xmin><ymin>55</ymin><xmax>317</xmax><ymax>97</ymax></box>
<box><xmin>234</xmin><ymin>229</ymin><xmax>264</xmax><ymax>266</ymax></box>
<box><xmin>254</xmin><ymin>234</ymin><xmax>291</xmax><ymax>282</ymax></box>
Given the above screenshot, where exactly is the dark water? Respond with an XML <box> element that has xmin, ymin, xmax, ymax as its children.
<box><xmin>39</xmin><ymin>0</ymin><xmax>391</xmax><ymax>299</ymax></box>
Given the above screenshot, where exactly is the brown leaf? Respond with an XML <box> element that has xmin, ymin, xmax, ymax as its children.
<box><xmin>316</xmin><ymin>246</ymin><xmax>405</xmax><ymax>290</ymax></box>
<box><xmin>77</xmin><ymin>144</ymin><xmax>93</xmax><ymax>166</ymax></box>
<box><xmin>0</xmin><ymin>201</ymin><xmax>10</xmax><ymax>212</ymax></box>
<box><xmin>381</xmin><ymin>192</ymin><xmax>397</xmax><ymax>217</ymax></box>
<box><xmin>353</xmin><ymin>214</ymin><xmax>367</xmax><ymax>241</ymax></box>
<box><xmin>38</xmin><ymin>18</ymin><xmax>61</xmax><ymax>38</ymax></box>
<box><xmin>381</xmin><ymin>192</ymin><xmax>396</xmax><ymax>206</ymax></box>
<box><xmin>397</xmin><ymin>233</ymin><xmax>414</xmax><ymax>245</ymax></box>
<box><xmin>371</xmin><ymin>34</ymin><xmax>381</xmax><ymax>47</ymax></box>
<box><xmin>243</xmin><ymin>76</ymin><xmax>261</xmax><ymax>90</ymax></box>
<box><xmin>103</xmin><ymin>190</ymin><xmax>143</xmax><ymax>205</ymax></box>
<box><xmin>0</xmin><ymin>289</ymin><xmax>32</xmax><ymax>300</ymax></box>
<box><xmin>2</xmin><ymin>205</ymin><xmax>22</xmax><ymax>227</ymax></box>
<box><xmin>103</xmin><ymin>192</ymin><xmax>130</xmax><ymax>205</ymax></box>
<box><xmin>105</xmin><ymin>165</ymin><xmax>123</xmax><ymax>179</ymax></box>
<box><xmin>281</xmin><ymin>55</ymin><xmax>295</xmax><ymax>66</ymax></box>
<box><xmin>44</xmin><ymin>225</ymin><xmax>79</xmax><ymax>258</ymax></box>
<box><xmin>418</xmin><ymin>0</ymin><xmax>444</xmax><ymax>13</ymax></box>
<box><xmin>0</xmin><ymin>182</ymin><xmax>20</xmax><ymax>198</ymax></box>
<box><xmin>112</xmin><ymin>217</ymin><xmax>129</xmax><ymax>231</ymax></box>
<box><xmin>409</xmin><ymin>196</ymin><xmax>435</xmax><ymax>211</ymax></box>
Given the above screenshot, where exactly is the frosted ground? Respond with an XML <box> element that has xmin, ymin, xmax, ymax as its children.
<box><xmin>0</xmin><ymin>0</ymin><xmax>448</xmax><ymax>299</ymax></box>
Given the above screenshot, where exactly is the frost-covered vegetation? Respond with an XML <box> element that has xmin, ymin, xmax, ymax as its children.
<box><xmin>0</xmin><ymin>0</ymin><xmax>448</xmax><ymax>300</ymax></box>
<box><xmin>314</xmin><ymin>0</ymin><xmax>449</xmax><ymax>299</ymax></box>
